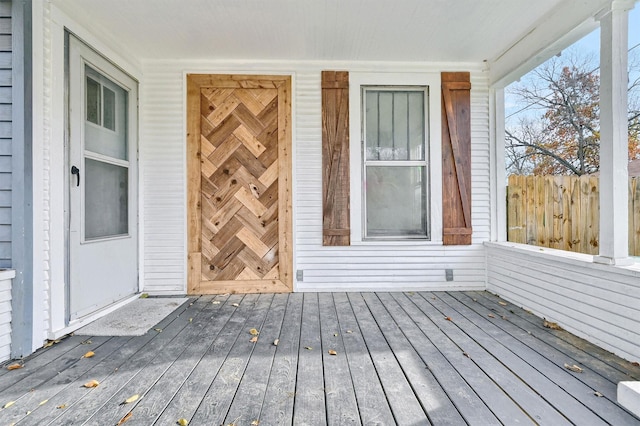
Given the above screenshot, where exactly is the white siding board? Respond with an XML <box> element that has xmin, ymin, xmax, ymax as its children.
<box><xmin>0</xmin><ymin>277</ymin><xmax>9</xmax><ymax>362</ymax></box>
<box><xmin>141</xmin><ymin>61</ymin><xmax>490</xmax><ymax>293</ymax></box>
<box><xmin>486</xmin><ymin>243</ymin><xmax>640</xmax><ymax>362</ymax></box>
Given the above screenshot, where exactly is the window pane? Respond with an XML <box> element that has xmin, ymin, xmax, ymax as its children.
<box><xmin>84</xmin><ymin>158</ymin><xmax>128</xmax><ymax>239</ymax></box>
<box><xmin>85</xmin><ymin>65</ymin><xmax>128</xmax><ymax>160</ymax></box>
<box><xmin>103</xmin><ymin>86</ymin><xmax>116</xmax><ymax>131</ymax></box>
<box><xmin>365</xmin><ymin>166</ymin><xmax>427</xmax><ymax>237</ymax></box>
<box><xmin>86</xmin><ymin>77</ymin><xmax>101</xmax><ymax>125</ymax></box>
<box><xmin>365</xmin><ymin>90</ymin><xmax>425</xmax><ymax>161</ymax></box>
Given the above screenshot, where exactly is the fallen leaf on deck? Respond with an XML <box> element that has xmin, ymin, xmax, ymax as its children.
<box><xmin>81</xmin><ymin>339</ymin><xmax>92</xmax><ymax>345</ymax></box>
<box><xmin>26</xmin><ymin>410</ymin><xmax>31</xmax><ymax>415</ymax></box>
<box><xmin>543</xmin><ymin>319</ymin><xmax>563</xmax><ymax>330</ymax></box>
<box><xmin>594</xmin><ymin>391</ymin><xmax>604</xmax><ymax>397</ymax></box>
<box><xmin>407</xmin><ymin>292</ymin><xmax>415</xmax><ymax>295</ymax></box>
<box><xmin>632</xmin><ymin>361</ymin><xmax>639</xmax><ymax>367</ymax></box>
<box><xmin>445</xmin><ymin>317</ymin><xmax>452</xmax><ymax>321</ymax></box>
<box><xmin>463</xmin><ymin>352</ymin><xmax>470</xmax><ymax>358</ymax></box>
<box><xmin>501</xmin><ymin>316</ymin><xmax>508</xmax><ymax>320</ymax></box>
<box><xmin>498</xmin><ymin>301</ymin><xmax>507</xmax><ymax>306</ymax></box>
<box><xmin>564</xmin><ymin>363</ymin><xmax>583</xmax><ymax>373</ymax></box>
<box><xmin>473</xmin><ymin>298</ymin><xmax>478</xmax><ymax>302</ymax></box>
<box><xmin>273</xmin><ymin>339</ymin><xmax>279</xmax><ymax>346</ymax></box>
<box><xmin>249</xmin><ymin>328</ymin><xmax>260</xmax><ymax>336</ymax></box>
<box><xmin>328</xmin><ymin>350</ymin><xmax>337</xmax><ymax>355</ymax></box>
<box><xmin>250</xmin><ymin>336</ymin><xmax>258</xmax><ymax>343</ymax></box>
<box><xmin>232</xmin><ymin>303</ymin><xmax>240</xmax><ymax>307</ymax></box>
<box><xmin>154</xmin><ymin>328</ymin><xmax>162</xmax><ymax>333</ymax></box>
<box><xmin>3</xmin><ymin>401</ymin><xmax>15</xmax><ymax>409</ymax></box>
<box><xmin>117</xmin><ymin>412</ymin><xmax>133</xmax><ymax>425</ymax></box>
<box><xmin>83</xmin><ymin>379</ymin><xmax>100</xmax><ymax>388</ymax></box>
<box><xmin>124</xmin><ymin>394</ymin><xmax>139</xmax><ymax>404</ymax></box>
<box><xmin>56</xmin><ymin>404</ymin><xmax>67</xmax><ymax>409</ymax></box>
<box><xmin>189</xmin><ymin>318</ymin><xmax>193</xmax><ymax>323</ymax></box>
<box><xmin>251</xmin><ymin>420</ymin><xmax>260</xmax><ymax>425</ymax></box>
<box><xmin>43</xmin><ymin>341</ymin><xmax>54</xmax><ymax>348</ymax></box>
<box><xmin>333</xmin><ymin>333</ymin><xmax>338</xmax><ymax>337</ymax></box>
<box><xmin>139</xmin><ymin>293</ymin><xmax>149</xmax><ymax>299</ymax></box>
<box><xmin>487</xmin><ymin>314</ymin><xmax>495</xmax><ymax>318</ymax></box>
<box><xmin>39</xmin><ymin>399</ymin><xmax>48</xmax><ymax>406</ymax></box>
<box><xmin>212</xmin><ymin>301</ymin><xmax>221</xmax><ymax>305</ymax></box>
<box><xmin>82</xmin><ymin>351</ymin><xmax>95</xmax><ymax>359</ymax></box>
<box><xmin>6</xmin><ymin>363</ymin><xmax>22</xmax><ymax>371</ymax></box>
<box><xmin>305</xmin><ymin>346</ymin><xmax>312</xmax><ymax>350</ymax></box>
<box><xmin>177</xmin><ymin>418</ymin><xmax>189</xmax><ymax>426</ymax></box>
<box><xmin>346</xmin><ymin>330</ymin><xmax>353</xmax><ymax>334</ymax></box>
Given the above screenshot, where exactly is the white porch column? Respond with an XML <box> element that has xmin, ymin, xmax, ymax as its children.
<box><xmin>594</xmin><ymin>0</ymin><xmax>635</xmax><ymax>266</ymax></box>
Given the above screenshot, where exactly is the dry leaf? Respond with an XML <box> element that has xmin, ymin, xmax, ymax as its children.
<box><xmin>3</xmin><ymin>401</ymin><xmax>15</xmax><ymax>409</ymax></box>
<box><xmin>328</xmin><ymin>350</ymin><xmax>337</xmax><ymax>356</ymax></box>
<box><xmin>473</xmin><ymin>298</ymin><xmax>478</xmax><ymax>302</ymax></box>
<box><xmin>249</xmin><ymin>328</ymin><xmax>260</xmax><ymax>336</ymax></box>
<box><xmin>189</xmin><ymin>318</ymin><xmax>193</xmax><ymax>323</ymax></box>
<box><xmin>498</xmin><ymin>301</ymin><xmax>507</xmax><ymax>306</ymax></box>
<box><xmin>26</xmin><ymin>410</ymin><xmax>31</xmax><ymax>415</ymax></box>
<box><xmin>543</xmin><ymin>319</ymin><xmax>563</xmax><ymax>330</ymax></box>
<box><xmin>82</xmin><ymin>351</ymin><xmax>95</xmax><ymax>359</ymax></box>
<box><xmin>251</xmin><ymin>420</ymin><xmax>260</xmax><ymax>425</ymax></box>
<box><xmin>43</xmin><ymin>341</ymin><xmax>54</xmax><ymax>348</ymax></box>
<box><xmin>139</xmin><ymin>293</ymin><xmax>149</xmax><ymax>298</ymax></box>
<box><xmin>564</xmin><ymin>363</ymin><xmax>583</xmax><ymax>373</ymax></box>
<box><xmin>445</xmin><ymin>317</ymin><xmax>452</xmax><ymax>321</ymax></box>
<box><xmin>231</xmin><ymin>303</ymin><xmax>240</xmax><ymax>307</ymax></box>
<box><xmin>124</xmin><ymin>394</ymin><xmax>139</xmax><ymax>404</ymax></box>
<box><xmin>487</xmin><ymin>314</ymin><xmax>495</xmax><ymax>318</ymax></box>
<box><xmin>333</xmin><ymin>333</ymin><xmax>338</xmax><ymax>337</ymax></box>
<box><xmin>305</xmin><ymin>346</ymin><xmax>312</xmax><ymax>350</ymax></box>
<box><xmin>6</xmin><ymin>363</ymin><xmax>22</xmax><ymax>371</ymax></box>
<box><xmin>117</xmin><ymin>412</ymin><xmax>133</xmax><ymax>425</ymax></box>
<box><xmin>154</xmin><ymin>328</ymin><xmax>163</xmax><ymax>333</ymax></box>
<box><xmin>39</xmin><ymin>399</ymin><xmax>48</xmax><ymax>406</ymax></box>
<box><xmin>273</xmin><ymin>339</ymin><xmax>279</xmax><ymax>346</ymax></box>
<box><xmin>177</xmin><ymin>419</ymin><xmax>189</xmax><ymax>426</ymax></box>
<box><xmin>463</xmin><ymin>352</ymin><xmax>470</xmax><ymax>358</ymax></box>
<box><xmin>81</xmin><ymin>339</ymin><xmax>92</xmax><ymax>345</ymax></box>
<box><xmin>250</xmin><ymin>336</ymin><xmax>258</xmax><ymax>343</ymax></box>
<box><xmin>346</xmin><ymin>330</ymin><xmax>353</xmax><ymax>334</ymax></box>
<box><xmin>212</xmin><ymin>301</ymin><xmax>221</xmax><ymax>305</ymax></box>
<box><xmin>501</xmin><ymin>316</ymin><xmax>508</xmax><ymax>320</ymax></box>
<box><xmin>83</xmin><ymin>379</ymin><xmax>100</xmax><ymax>388</ymax></box>
<box><xmin>56</xmin><ymin>404</ymin><xmax>67</xmax><ymax>409</ymax></box>
<box><xmin>631</xmin><ymin>361</ymin><xmax>639</xmax><ymax>367</ymax></box>
<box><xmin>594</xmin><ymin>391</ymin><xmax>604</xmax><ymax>397</ymax></box>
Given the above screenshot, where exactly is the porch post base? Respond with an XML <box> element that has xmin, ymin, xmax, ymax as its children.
<box><xmin>593</xmin><ymin>255</ymin><xmax>635</xmax><ymax>266</ymax></box>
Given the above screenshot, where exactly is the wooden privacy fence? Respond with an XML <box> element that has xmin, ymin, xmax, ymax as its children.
<box><xmin>507</xmin><ymin>175</ymin><xmax>640</xmax><ymax>256</ymax></box>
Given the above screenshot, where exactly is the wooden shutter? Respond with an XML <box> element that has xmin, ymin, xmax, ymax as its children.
<box><xmin>322</xmin><ymin>71</ymin><xmax>350</xmax><ymax>246</ymax></box>
<box><xmin>442</xmin><ymin>72</ymin><xmax>472</xmax><ymax>245</ymax></box>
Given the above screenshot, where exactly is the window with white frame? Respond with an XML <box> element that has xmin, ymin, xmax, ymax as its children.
<box><xmin>362</xmin><ymin>86</ymin><xmax>430</xmax><ymax>239</ymax></box>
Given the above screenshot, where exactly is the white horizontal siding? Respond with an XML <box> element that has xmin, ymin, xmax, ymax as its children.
<box><xmin>141</xmin><ymin>60</ymin><xmax>490</xmax><ymax>293</ymax></box>
<box><xmin>486</xmin><ymin>242</ymin><xmax>640</xmax><ymax>362</ymax></box>
<box><xmin>0</xmin><ymin>274</ymin><xmax>12</xmax><ymax>362</ymax></box>
<box><xmin>294</xmin><ymin>71</ymin><xmax>490</xmax><ymax>291</ymax></box>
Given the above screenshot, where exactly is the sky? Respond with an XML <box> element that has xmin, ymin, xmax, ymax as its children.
<box><xmin>505</xmin><ymin>5</ymin><xmax>640</xmax><ymax>122</ymax></box>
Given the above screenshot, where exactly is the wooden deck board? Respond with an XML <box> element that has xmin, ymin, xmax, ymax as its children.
<box><xmin>446</xmin><ymin>291</ymin><xmax>640</xmax><ymax>425</ymax></box>
<box><xmin>1</xmin><ymin>291</ymin><xmax>638</xmax><ymax>425</ymax></box>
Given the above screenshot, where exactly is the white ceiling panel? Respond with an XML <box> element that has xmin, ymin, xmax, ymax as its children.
<box><xmin>51</xmin><ymin>0</ymin><xmax>603</xmax><ymax>64</ymax></box>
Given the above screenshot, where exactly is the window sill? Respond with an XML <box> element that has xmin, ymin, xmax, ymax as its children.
<box><xmin>350</xmin><ymin>239</ymin><xmax>444</xmax><ymax>246</ymax></box>
<box><xmin>484</xmin><ymin>241</ymin><xmax>640</xmax><ymax>275</ymax></box>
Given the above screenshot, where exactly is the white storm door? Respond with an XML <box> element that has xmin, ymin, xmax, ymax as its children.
<box><xmin>68</xmin><ymin>35</ymin><xmax>138</xmax><ymax>321</ymax></box>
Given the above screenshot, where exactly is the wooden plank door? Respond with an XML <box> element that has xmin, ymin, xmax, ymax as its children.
<box><xmin>187</xmin><ymin>75</ymin><xmax>292</xmax><ymax>294</ymax></box>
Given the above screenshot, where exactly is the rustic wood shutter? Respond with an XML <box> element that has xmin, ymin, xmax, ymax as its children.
<box><xmin>442</xmin><ymin>72</ymin><xmax>472</xmax><ymax>245</ymax></box>
<box><xmin>322</xmin><ymin>71</ymin><xmax>350</xmax><ymax>246</ymax></box>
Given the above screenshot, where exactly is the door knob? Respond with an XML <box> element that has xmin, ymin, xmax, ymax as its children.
<box><xmin>71</xmin><ymin>165</ymin><xmax>80</xmax><ymax>187</ymax></box>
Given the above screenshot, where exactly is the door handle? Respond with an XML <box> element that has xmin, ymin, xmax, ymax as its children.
<box><xmin>71</xmin><ymin>165</ymin><xmax>80</xmax><ymax>187</ymax></box>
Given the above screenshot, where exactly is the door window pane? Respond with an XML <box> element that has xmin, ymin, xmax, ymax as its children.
<box><xmin>84</xmin><ymin>158</ymin><xmax>128</xmax><ymax>239</ymax></box>
<box><xmin>86</xmin><ymin>76</ymin><xmax>101</xmax><ymax>125</ymax></box>
<box><xmin>366</xmin><ymin>166</ymin><xmax>427</xmax><ymax>237</ymax></box>
<box><xmin>85</xmin><ymin>65</ymin><xmax>128</xmax><ymax>160</ymax></box>
<box><xmin>103</xmin><ymin>86</ymin><xmax>116</xmax><ymax>131</ymax></box>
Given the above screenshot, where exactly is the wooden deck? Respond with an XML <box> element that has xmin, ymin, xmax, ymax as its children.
<box><xmin>0</xmin><ymin>291</ymin><xmax>639</xmax><ymax>425</ymax></box>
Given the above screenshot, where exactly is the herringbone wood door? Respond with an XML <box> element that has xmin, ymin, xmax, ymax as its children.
<box><xmin>187</xmin><ymin>75</ymin><xmax>292</xmax><ymax>294</ymax></box>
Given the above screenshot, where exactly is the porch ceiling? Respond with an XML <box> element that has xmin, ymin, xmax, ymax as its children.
<box><xmin>52</xmin><ymin>0</ymin><xmax>587</xmax><ymax>64</ymax></box>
